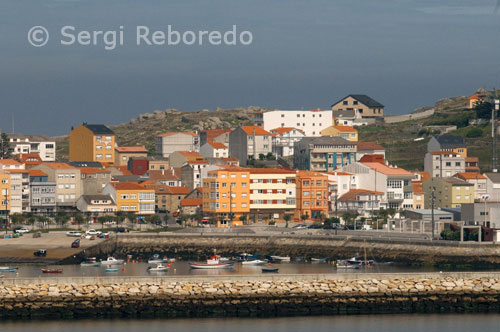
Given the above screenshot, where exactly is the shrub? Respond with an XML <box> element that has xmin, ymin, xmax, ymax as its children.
<box><xmin>466</xmin><ymin>127</ymin><xmax>483</xmax><ymax>138</ymax></box>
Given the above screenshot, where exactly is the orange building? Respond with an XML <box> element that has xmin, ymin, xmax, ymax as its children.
<box><xmin>202</xmin><ymin>167</ymin><xmax>250</xmax><ymax>227</ymax></box>
<box><xmin>69</xmin><ymin>123</ymin><xmax>116</xmax><ymax>164</ymax></box>
<box><xmin>295</xmin><ymin>170</ymin><xmax>328</xmax><ymax>221</ymax></box>
<box><xmin>0</xmin><ymin>170</ymin><xmax>11</xmax><ymax>215</ymax></box>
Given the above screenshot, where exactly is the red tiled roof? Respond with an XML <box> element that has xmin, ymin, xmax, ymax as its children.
<box><xmin>249</xmin><ymin>168</ymin><xmax>295</xmax><ymax>174</ymax></box>
<box><xmin>208</xmin><ymin>142</ymin><xmax>227</xmax><ymax>149</ymax></box>
<box><xmin>270</xmin><ymin>127</ymin><xmax>304</xmax><ymax>135</ymax></box>
<box><xmin>362</xmin><ymin>162</ymin><xmax>413</xmax><ymax>176</ymax></box>
<box><xmin>356</xmin><ymin>142</ymin><xmax>384</xmax><ymax>150</ymax></box>
<box><xmin>19</xmin><ymin>153</ymin><xmax>42</xmax><ymax>165</ymax></box>
<box><xmin>111</xmin><ymin>182</ymin><xmax>151</xmax><ymax>191</ymax></box>
<box><xmin>80</xmin><ymin>167</ymin><xmax>111</xmax><ymax>174</ymax></box>
<box><xmin>0</xmin><ymin>159</ymin><xmax>22</xmax><ymax>165</ymax></box>
<box><xmin>414</xmin><ymin>171</ymin><xmax>431</xmax><ymax>182</ymax></box>
<box><xmin>412</xmin><ymin>183</ymin><xmax>424</xmax><ymax>194</ymax></box>
<box><xmin>115</xmin><ymin>146</ymin><xmax>148</xmax><ymax>153</ymax></box>
<box><xmin>175</xmin><ymin>151</ymin><xmax>204</xmax><ymax>158</ymax></box>
<box><xmin>145</xmin><ymin>184</ymin><xmax>190</xmax><ymax>195</ymax></box>
<box><xmin>338</xmin><ymin>189</ymin><xmax>383</xmax><ymax>201</ymax></box>
<box><xmin>157</xmin><ymin>132</ymin><xmax>198</xmax><ymax>138</ymax></box>
<box><xmin>454</xmin><ymin>172</ymin><xmax>486</xmax><ymax>180</ymax></box>
<box><xmin>108</xmin><ymin>165</ymin><xmax>132</xmax><ymax>176</ymax></box>
<box><xmin>330</xmin><ymin>125</ymin><xmax>357</xmax><ymax>133</ymax></box>
<box><xmin>41</xmin><ymin>162</ymin><xmax>76</xmax><ymax>169</ymax></box>
<box><xmin>180</xmin><ymin>198</ymin><xmax>203</xmax><ymax>206</ymax></box>
<box><xmin>201</xmin><ymin>129</ymin><xmax>231</xmax><ymax>140</ymax></box>
<box><xmin>241</xmin><ymin>126</ymin><xmax>271</xmax><ymax>135</ymax></box>
<box><xmin>147</xmin><ymin>169</ymin><xmax>180</xmax><ymax>181</ymax></box>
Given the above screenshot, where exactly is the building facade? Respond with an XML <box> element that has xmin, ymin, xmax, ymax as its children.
<box><xmin>295</xmin><ymin>171</ymin><xmax>328</xmax><ymax>220</ymax></box>
<box><xmin>320</xmin><ymin>125</ymin><xmax>358</xmax><ymax>142</ymax></box>
<box><xmin>422</xmin><ymin>177</ymin><xmax>475</xmax><ymax>209</ymax></box>
<box><xmin>114</xmin><ymin>146</ymin><xmax>148</xmax><ymax>166</ymax></box>
<box><xmin>229</xmin><ymin>126</ymin><xmax>273</xmax><ymax>166</ymax></box>
<box><xmin>427</xmin><ymin>135</ymin><xmax>467</xmax><ymax>157</ymax></box>
<box><xmin>337</xmin><ymin>189</ymin><xmax>383</xmax><ymax>216</ymax></box>
<box><xmin>269</xmin><ymin>127</ymin><xmax>305</xmax><ymax>157</ymax></box>
<box><xmin>8</xmin><ymin>134</ymin><xmax>56</xmax><ymax>161</ymax></box>
<box><xmin>76</xmin><ymin>195</ymin><xmax>117</xmax><ymax>213</ymax></box>
<box><xmin>331</xmin><ymin>95</ymin><xmax>384</xmax><ymax>118</ymax></box>
<box><xmin>254</xmin><ymin>109</ymin><xmax>333</xmax><ymax>137</ymax></box>
<box><xmin>32</xmin><ymin>163</ymin><xmax>81</xmax><ymax>208</ymax></box>
<box><xmin>200</xmin><ymin>142</ymin><xmax>229</xmax><ymax>159</ymax></box>
<box><xmin>69</xmin><ymin>124</ymin><xmax>116</xmax><ymax>163</ymax></box>
<box><xmin>294</xmin><ymin>137</ymin><xmax>357</xmax><ymax>172</ymax></box>
<box><xmin>424</xmin><ymin>151</ymin><xmax>465</xmax><ymax>178</ymax></box>
<box><xmin>155</xmin><ymin>132</ymin><xmax>199</xmax><ymax>158</ymax></box>
<box><xmin>102</xmin><ymin>182</ymin><xmax>155</xmax><ymax>215</ymax></box>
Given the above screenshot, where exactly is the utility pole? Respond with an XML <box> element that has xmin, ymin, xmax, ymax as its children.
<box><xmin>431</xmin><ymin>183</ymin><xmax>436</xmax><ymax>240</ymax></box>
<box><xmin>492</xmin><ymin>89</ymin><xmax>499</xmax><ymax>172</ymax></box>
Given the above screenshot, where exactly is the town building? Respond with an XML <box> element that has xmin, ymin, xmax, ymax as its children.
<box><xmin>462</xmin><ymin>202</ymin><xmax>500</xmax><ymax>228</ymax></box>
<box><xmin>145</xmin><ymin>169</ymin><xmax>182</xmax><ymax>186</ymax></box>
<box><xmin>144</xmin><ymin>184</ymin><xmax>190</xmax><ymax>213</ymax></box>
<box><xmin>254</xmin><ymin>109</ymin><xmax>333</xmax><ymax>136</ymax></box>
<box><xmin>76</xmin><ymin>195</ymin><xmax>117</xmax><ymax>213</ymax></box>
<box><xmin>422</xmin><ymin>177</ymin><xmax>474</xmax><ymax>209</ymax></box>
<box><xmin>32</xmin><ymin>163</ymin><xmax>81</xmax><ymax>209</ymax></box>
<box><xmin>355</xmin><ymin>142</ymin><xmax>385</xmax><ymax>161</ymax></box>
<box><xmin>202</xmin><ymin>167</ymin><xmax>251</xmax><ymax>227</ymax></box>
<box><xmin>127</xmin><ymin>157</ymin><xmax>150</xmax><ymax>175</ymax></box>
<box><xmin>332</xmin><ymin>110</ymin><xmax>356</xmax><ymax>126</ymax></box>
<box><xmin>484</xmin><ymin>173</ymin><xmax>500</xmax><ymax>202</ymax></box>
<box><xmin>337</xmin><ymin>189</ymin><xmax>384</xmax><ymax>216</ymax></box>
<box><xmin>293</xmin><ymin>137</ymin><xmax>357</xmax><ymax>172</ymax></box>
<box><xmin>169</xmin><ymin>151</ymin><xmax>206</xmax><ymax>168</ymax></box>
<box><xmin>331</xmin><ymin>95</ymin><xmax>384</xmax><ymax>118</ymax></box>
<box><xmin>102</xmin><ymin>182</ymin><xmax>155</xmax><ymax>215</ymax></box>
<box><xmin>0</xmin><ymin>171</ymin><xmax>10</xmax><ymax>218</ymax></box>
<box><xmin>427</xmin><ymin>135</ymin><xmax>467</xmax><ymax>157</ymax></box>
<box><xmin>0</xmin><ymin>159</ymin><xmax>24</xmax><ymax>171</ymax></box>
<box><xmin>29</xmin><ymin>170</ymin><xmax>56</xmax><ymax>215</ymax></box>
<box><xmin>248</xmin><ymin>168</ymin><xmax>296</xmax><ymax>222</ymax></box>
<box><xmin>295</xmin><ymin>170</ymin><xmax>328</xmax><ymax>220</ymax></box>
<box><xmin>424</xmin><ymin>151</ymin><xmax>465</xmax><ymax>178</ymax></box>
<box><xmin>114</xmin><ymin>146</ymin><xmax>148</xmax><ymax>166</ymax></box>
<box><xmin>340</xmin><ymin>162</ymin><xmax>415</xmax><ymax>210</ymax></box>
<box><xmin>180</xmin><ymin>198</ymin><xmax>203</xmax><ymax>216</ymax></box>
<box><xmin>453</xmin><ymin>172</ymin><xmax>487</xmax><ymax>200</ymax></box>
<box><xmin>4</xmin><ymin>170</ymin><xmax>22</xmax><ymax>214</ymax></box>
<box><xmin>69</xmin><ymin>124</ymin><xmax>116</xmax><ymax>164</ymax></box>
<box><xmin>199</xmin><ymin>129</ymin><xmax>231</xmax><ymax>147</ymax></box>
<box><xmin>200</xmin><ymin>142</ymin><xmax>229</xmax><ymax>159</ymax></box>
<box><xmin>181</xmin><ymin>161</ymin><xmax>210</xmax><ymax>190</ymax></box>
<box><xmin>79</xmin><ymin>167</ymin><xmax>111</xmax><ymax>195</ymax></box>
<box><xmin>467</xmin><ymin>94</ymin><xmax>484</xmax><ymax>109</ymax></box>
<box><xmin>147</xmin><ymin>157</ymin><xmax>170</xmax><ymax>171</ymax></box>
<box><xmin>155</xmin><ymin>132</ymin><xmax>199</xmax><ymax>158</ymax></box>
<box><xmin>229</xmin><ymin>126</ymin><xmax>273</xmax><ymax>166</ymax></box>
<box><xmin>8</xmin><ymin>134</ymin><xmax>56</xmax><ymax>161</ymax></box>
<box><xmin>412</xmin><ymin>183</ymin><xmax>425</xmax><ymax>210</ymax></box>
<box><xmin>320</xmin><ymin>125</ymin><xmax>358</xmax><ymax>142</ymax></box>
<box><xmin>269</xmin><ymin>127</ymin><xmax>306</xmax><ymax>157</ymax></box>
<box><xmin>19</xmin><ymin>153</ymin><xmax>43</xmax><ymax>167</ymax></box>
<box><xmin>465</xmin><ymin>157</ymin><xmax>480</xmax><ymax>172</ymax></box>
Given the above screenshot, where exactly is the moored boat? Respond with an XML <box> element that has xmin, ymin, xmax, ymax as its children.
<box><xmin>270</xmin><ymin>255</ymin><xmax>291</xmax><ymax>262</ymax></box>
<box><xmin>41</xmin><ymin>268</ymin><xmax>63</xmax><ymax>274</ymax></box>
<box><xmin>336</xmin><ymin>260</ymin><xmax>360</xmax><ymax>269</ymax></box>
<box><xmin>311</xmin><ymin>257</ymin><xmax>328</xmax><ymax>263</ymax></box>
<box><xmin>0</xmin><ymin>267</ymin><xmax>18</xmax><ymax>272</ymax></box>
<box><xmin>262</xmin><ymin>268</ymin><xmax>279</xmax><ymax>273</ymax></box>
<box><xmin>241</xmin><ymin>259</ymin><xmax>266</xmax><ymax>266</ymax></box>
<box><xmin>80</xmin><ymin>261</ymin><xmax>100</xmax><ymax>267</ymax></box>
<box><xmin>189</xmin><ymin>250</ymin><xmax>235</xmax><ymax>269</ymax></box>
<box><xmin>105</xmin><ymin>268</ymin><xmax>118</xmax><ymax>273</ymax></box>
<box><xmin>147</xmin><ymin>263</ymin><xmax>169</xmax><ymax>272</ymax></box>
<box><xmin>346</xmin><ymin>257</ymin><xmax>374</xmax><ymax>266</ymax></box>
<box><xmin>148</xmin><ymin>254</ymin><xmax>175</xmax><ymax>264</ymax></box>
<box><xmin>100</xmin><ymin>257</ymin><xmax>124</xmax><ymax>265</ymax></box>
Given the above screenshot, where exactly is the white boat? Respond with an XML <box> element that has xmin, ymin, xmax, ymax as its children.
<box><xmin>189</xmin><ymin>250</ymin><xmax>235</xmax><ymax>269</ymax></box>
<box><xmin>0</xmin><ymin>267</ymin><xmax>18</xmax><ymax>272</ymax></box>
<box><xmin>147</xmin><ymin>263</ymin><xmax>169</xmax><ymax>272</ymax></box>
<box><xmin>270</xmin><ymin>255</ymin><xmax>291</xmax><ymax>262</ymax></box>
<box><xmin>311</xmin><ymin>258</ymin><xmax>328</xmax><ymax>263</ymax></box>
<box><xmin>100</xmin><ymin>257</ymin><xmax>124</xmax><ymax>265</ymax></box>
<box><xmin>148</xmin><ymin>254</ymin><xmax>175</xmax><ymax>264</ymax></box>
<box><xmin>336</xmin><ymin>260</ymin><xmax>360</xmax><ymax>270</ymax></box>
<box><xmin>241</xmin><ymin>259</ymin><xmax>266</xmax><ymax>265</ymax></box>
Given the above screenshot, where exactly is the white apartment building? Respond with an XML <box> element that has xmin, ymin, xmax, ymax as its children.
<box><xmin>155</xmin><ymin>132</ymin><xmax>200</xmax><ymax>158</ymax></box>
<box><xmin>254</xmin><ymin>109</ymin><xmax>333</xmax><ymax>137</ymax></box>
<box><xmin>8</xmin><ymin>134</ymin><xmax>56</xmax><ymax>161</ymax></box>
<box><xmin>4</xmin><ymin>170</ymin><xmax>23</xmax><ymax>214</ymax></box>
<box><xmin>424</xmin><ymin>151</ymin><xmax>465</xmax><ymax>178</ymax></box>
<box><xmin>200</xmin><ymin>142</ymin><xmax>229</xmax><ymax>159</ymax></box>
<box><xmin>269</xmin><ymin>127</ymin><xmax>305</xmax><ymax>157</ymax></box>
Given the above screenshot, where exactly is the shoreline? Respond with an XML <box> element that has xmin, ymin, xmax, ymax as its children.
<box><xmin>2</xmin><ymin>272</ymin><xmax>500</xmax><ymax>319</ymax></box>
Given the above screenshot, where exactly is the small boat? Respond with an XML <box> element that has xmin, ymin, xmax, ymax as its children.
<box><xmin>189</xmin><ymin>249</ymin><xmax>235</xmax><ymax>269</ymax></box>
<box><xmin>41</xmin><ymin>268</ymin><xmax>63</xmax><ymax>274</ymax></box>
<box><xmin>346</xmin><ymin>257</ymin><xmax>374</xmax><ymax>266</ymax></box>
<box><xmin>311</xmin><ymin>258</ymin><xmax>328</xmax><ymax>263</ymax></box>
<box><xmin>241</xmin><ymin>259</ymin><xmax>266</xmax><ymax>266</ymax></box>
<box><xmin>0</xmin><ymin>267</ymin><xmax>18</xmax><ymax>272</ymax></box>
<box><xmin>270</xmin><ymin>255</ymin><xmax>290</xmax><ymax>262</ymax></box>
<box><xmin>86</xmin><ymin>257</ymin><xmax>97</xmax><ymax>263</ymax></box>
<box><xmin>105</xmin><ymin>268</ymin><xmax>118</xmax><ymax>273</ymax></box>
<box><xmin>148</xmin><ymin>254</ymin><xmax>175</xmax><ymax>264</ymax></box>
<box><xmin>293</xmin><ymin>257</ymin><xmax>306</xmax><ymax>262</ymax></box>
<box><xmin>147</xmin><ymin>263</ymin><xmax>169</xmax><ymax>272</ymax></box>
<box><xmin>336</xmin><ymin>261</ymin><xmax>360</xmax><ymax>269</ymax></box>
<box><xmin>80</xmin><ymin>261</ymin><xmax>100</xmax><ymax>267</ymax></box>
<box><xmin>237</xmin><ymin>253</ymin><xmax>260</xmax><ymax>261</ymax></box>
<box><xmin>262</xmin><ymin>268</ymin><xmax>279</xmax><ymax>273</ymax></box>
<box><xmin>100</xmin><ymin>257</ymin><xmax>124</xmax><ymax>265</ymax></box>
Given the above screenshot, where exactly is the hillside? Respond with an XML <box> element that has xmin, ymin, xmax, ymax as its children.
<box><xmin>55</xmin><ymin>93</ymin><xmax>497</xmax><ymax>172</ymax></box>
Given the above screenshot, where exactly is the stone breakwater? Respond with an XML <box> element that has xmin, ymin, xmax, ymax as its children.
<box><xmin>2</xmin><ymin>273</ymin><xmax>500</xmax><ymax>319</ymax></box>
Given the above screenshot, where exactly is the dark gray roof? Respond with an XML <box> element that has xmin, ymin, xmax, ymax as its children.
<box><xmin>331</xmin><ymin>110</ymin><xmax>356</xmax><ymax>118</ymax></box>
<box><xmin>442</xmin><ymin>177</ymin><xmax>473</xmax><ymax>186</ymax></box>
<box><xmin>68</xmin><ymin>161</ymin><xmax>103</xmax><ymax>168</ymax></box>
<box><xmin>435</xmin><ymin>135</ymin><xmax>466</xmax><ymax>148</ymax></box>
<box><xmin>332</xmin><ymin>95</ymin><xmax>384</xmax><ymax>108</ymax></box>
<box><xmin>81</xmin><ymin>195</ymin><xmax>115</xmax><ymax>205</ymax></box>
<box><xmin>485</xmin><ymin>172</ymin><xmax>500</xmax><ymax>183</ymax></box>
<box><xmin>299</xmin><ymin>136</ymin><xmax>354</xmax><ymax>146</ymax></box>
<box><xmin>84</xmin><ymin>124</ymin><xmax>114</xmax><ymax>135</ymax></box>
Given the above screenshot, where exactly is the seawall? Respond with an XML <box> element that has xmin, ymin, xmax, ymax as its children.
<box><xmin>65</xmin><ymin>234</ymin><xmax>500</xmax><ymax>267</ymax></box>
<box><xmin>2</xmin><ymin>272</ymin><xmax>500</xmax><ymax>319</ymax></box>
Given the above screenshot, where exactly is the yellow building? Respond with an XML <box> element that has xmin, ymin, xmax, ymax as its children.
<box><xmin>102</xmin><ymin>182</ymin><xmax>155</xmax><ymax>215</ymax></box>
<box><xmin>320</xmin><ymin>125</ymin><xmax>358</xmax><ymax>142</ymax></box>
<box><xmin>422</xmin><ymin>177</ymin><xmax>474</xmax><ymax>209</ymax></box>
<box><xmin>69</xmin><ymin>124</ymin><xmax>116</xmax><ymax>164</ymax></box>
<box><xmin>202</xmin><ymin>167</ymin><xmax>250</xmax><ymax>227</ymax></box>
<box><xmin>0</xmin><ymin>171</ymin><xmax>11</xmax><ymax>215</ymax></box>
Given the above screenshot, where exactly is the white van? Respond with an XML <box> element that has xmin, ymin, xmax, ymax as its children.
<box><xmin>362</xmin><ymin>225</ymin><xmax>373</xmax><ymax>231</ymax></box>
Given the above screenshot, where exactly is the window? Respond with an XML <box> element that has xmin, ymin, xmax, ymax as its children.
<box><xmin>230</xmin><ymin>173</ymin><xmax>236</xmax><ymax>178</ymax></box>
<box><xmin>445</xmin><ymin>162</ymin><xmax>451</xmax><ymax>167</ymax></box>
<box><xmin>230</xmin><ymin>183</ymin><xmax>236</xmax><ymax>188</ymax></box>
<box><xmin>242</xmin><ymin>193</ymin><xmax>247</xmax><ymax>198</ymax></box>
<box><xmin>96</xmin><ymin>154</ymin><xmax>102</xmax><ymax>159</ymax></box>
<box><xmin>106</xmin><ymin>154</ymin><xmax>112</xmax><ymax>159</ymax></box>
<box><xmin>456</xmin><ymin>195</ymin><xmax>461</xmax><ymax>200</ymax></box>
<box><xmin>241</xmin><ymin>182</ymin><xmax>247</xmax><ymax>188</ymax></box>
<box><xmin>242</xmin><ymin>203</ymin><xmax>247</xmax><ymax>208</ymax></box>
<box><xmin>241</xmin><ymin>173</ymin><xmax>247</xmax><ymax>178</ymax></box>
<box><xmin>96</xmin><ymin>145</ymin><xmax>103</xmax><ymax>150</ymax></box>
<box><xmin>281</xmin><ymin>114</ymin><xmax>285</xmax><ymax>118</ymax></box>
<box><xmin>131</xmin><ymin>194</ymin><xmax>137</xmax><ymax>199</ymax></box>
<box><xmin>120</xmin><ymin>194</ymin><xmax>129</xmax><ymax>200</ymax></box>
<box><xmin>303</xmin><ymin>201</ymin><xmax>309</xmax><ymax>206</ymax></box>
<box><xmin>297</xmin><ymin>114</ymin><xmax>300</xmax><ymax>118</ymax></box>
<box><xmin>304</xmin><ymin>191</ymin><xmax>309</xmax><ymax>197</ymax></box>
<box><xmin>343</xmin><ymin>100</ymin><xmax>348</xmax><ymax>105</ymax></box>
<box><xmin>455</xmin><ymin>162</ymin><xmax>461</xmax><ymax>166</ymax></box>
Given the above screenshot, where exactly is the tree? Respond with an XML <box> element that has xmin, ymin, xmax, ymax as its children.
<box><xmin>54</xmin><ymin>212</ymin><xmax>70</xmax><ymax>227</ymax></box>
<box><xmin>283</xmin><ymin>214</ymin><xmax>291</xmax><ymax>228</ymax></box>
<box><xmin>125</xmin><ymin>212</ymin><xmax>137</xmax><ymax>223</ymax></box>
<box><xmin>97</xmin><ymin>215</ymin><xmax>113</xmax><ymax>229</ymax></box>
<box><xmin>475</xmin><ymin>102</ymin><xmax>495</xmax><ymax>119</ymax></box>
<box><xmin>145</xmin><ymin>214</ymin><xmax>161</xmax><ymax>225</ymax></box>
<box><xmin>266</xmin><ymin>152</ymin><xmax>276</xmax><ymax>160</ymax></box>
<box><xmin>343</xmin><ymin>212</ymin><xmax>359</xmax><ymax>229</ymax></box>
<box><xmin>114</xmin><ymin>212</ymin><xmax>126</xmax><ymax>225</ymax></box>
<box><xmin>10</xmin><ymin>213</ymin><xmax>25</xmax><ymax>225</ymax></box>
<box><xmin>74</xmin><ymin>213</ymin><xmax>85</xmax><ymax>228</ymax></box>
<box><xmin>324</xmin><ymin>216</ymin><xmax>340</xmax><ymax>228</ymax></box>
<box><xmin>0</xmin><ymin>133</ymin><xmax>12</xmax><ymax>159</ymax></box>
<box><xmin>300</xmin><ymin>213</ymin><xmax>309</xmax><ymax>223</ymax></box>
<box><xmin>239</xmin><ymin>214</ymin><xmax>248</xmax><ymax>225</ymax></box>
<box><xmin>258</xmin><ymin>153</ymin><xmax>266</xmax><ymax>161</ymax></box>
<box><xmin>466</xmin><ymin>127</ymin><xmax>483</xmax><ymax>138</ymax></box>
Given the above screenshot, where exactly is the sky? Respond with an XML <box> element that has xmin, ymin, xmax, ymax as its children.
<box><xmin>1</xmin><ymin>0</ymin><xmax>500</xmax><ymax>136</ymax></box>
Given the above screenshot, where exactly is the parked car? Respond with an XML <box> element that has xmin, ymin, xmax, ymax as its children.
<box><xmin>86</xmin><ymin>229</ymin><xmax>101</xmax><ymax>235</ymax></box>
<box><xmin>33</xmin><ymin>249</ymin><xmax>47</xmax><ymax>257</ymax></box>
<box><xmin>13</xmin><ymin>227</ymin><xmax>30</xmax><ymax>234</ymax></box>
<box><xmin>32</xmin><ymin>232</ymin><xmax>42</xmax><ymax>238</ymax></box>
<box><xmin>66</xmin><ymin>231</ymin><xmax>82</xmax><ymax>237</ymax></box>
<box><xmin>307</xmin><ymin>224</ymin><xmax>323</xmax><ymax>229</ymax></box>
<box><xmin>71</xmin><ymin>239</ymin><xmax>80</xmax><ymax>248</ymax></box>
<box><xmin>293</xmin><ymin>224</ymin><xmax>308</xmax><ymax>230</ymax></box>
<box><xmin>115</xmin><ymin>227</ymin><xmax>129</xmax><ymax>233</ymax></box>
<box><xmin>98</xmin><ymin>233</ymin><xmax>109</xmax><ymax>239</ymax></box>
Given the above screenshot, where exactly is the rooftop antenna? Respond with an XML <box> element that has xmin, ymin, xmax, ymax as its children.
<box><xmin>492</xmin><ymin>88</ymin><xmax>499</xmax><ymax>172</ymax></box>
